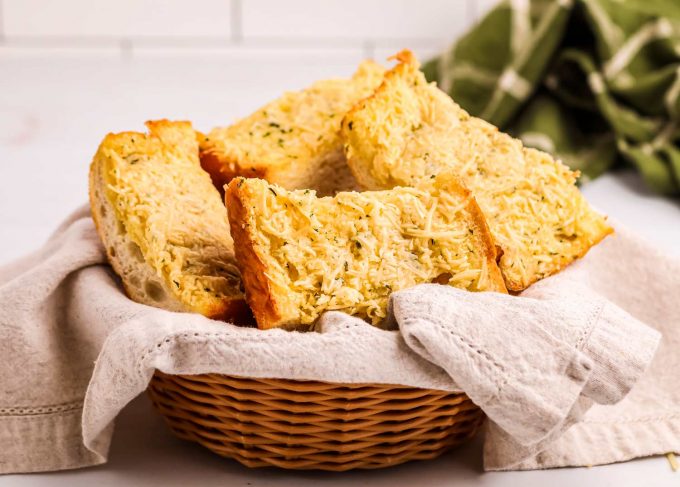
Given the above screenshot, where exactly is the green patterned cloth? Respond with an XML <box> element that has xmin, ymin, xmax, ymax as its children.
<box><xmin>423</xmin><ymin>0</ymin><xmax>680</xmax><ymax>194</ymax></box>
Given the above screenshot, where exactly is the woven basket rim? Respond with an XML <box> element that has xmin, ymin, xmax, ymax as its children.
<box><xmin>156</xmin><ymin>371</ymin><xmax>463</xmax><ymax>392</ymax></box>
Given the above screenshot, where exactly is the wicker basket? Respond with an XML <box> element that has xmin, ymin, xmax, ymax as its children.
<box><xmin>148</xmin><ymin>371</ymin><xmax>484</xmax><ymax>471</ymax></box>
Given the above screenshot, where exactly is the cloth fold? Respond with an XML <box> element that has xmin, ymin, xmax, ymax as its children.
<box><xmin>394</xmin><ymin>281</ymin><xmax>660</xmax><ymax>467</ymax></box>
<box><xmin>1</xmin><ymin>206</ymin><xmax>678</xmax><ymax>474</ymax></box>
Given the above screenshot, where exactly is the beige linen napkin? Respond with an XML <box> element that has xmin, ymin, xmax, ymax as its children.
<box><xmin>0</xmin><ymin>206</ymin><xmax>676</xmax><ymax>474</ymax></box>
<box><xmin>395</xmin><ymin>279</ymin><xmax>661</xmax><ymax>469</ymax></box>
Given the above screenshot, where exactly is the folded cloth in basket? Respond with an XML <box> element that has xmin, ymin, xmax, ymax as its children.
<box><xmin>0</xmin><ymin>205</ymin><xmax>676</xmax><ymax>473</ymax></box>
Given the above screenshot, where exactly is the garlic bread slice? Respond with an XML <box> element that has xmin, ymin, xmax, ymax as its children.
<box><xmin>226</xmin><ymin>172</ymin><xmax>506</xmax><ymax>330</ymax></box>
<box><xmin>89</xmin><ymin>120</ymin><xmax>249</xmax><ymax>322</ymax></box>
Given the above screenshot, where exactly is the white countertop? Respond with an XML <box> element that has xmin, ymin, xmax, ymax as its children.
<box><xmin>1</xmin><ymin>51</ymin><xmax>679</xmax><ymax>486</ymax></box>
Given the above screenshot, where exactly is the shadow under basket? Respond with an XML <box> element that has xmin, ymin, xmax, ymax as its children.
<box><xmin>147</xmin><ymin>371</ymin><xmax>485</xmax><ymax>471</ymax></box>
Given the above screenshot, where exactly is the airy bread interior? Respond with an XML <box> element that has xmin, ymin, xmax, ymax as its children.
<box><xmin>342</xmin><ymin>50</ymin><xmax>613</xmax><ymax>291</ymax></box>
<box><xmin>226</xmin><ymin>172</ymin><xmax>506</xmax><ymax>330</ymax></box>
<box><xmin>89</xmin><ymin>120</ymin><xmax>249</xmax><ymax>322</ymax></box>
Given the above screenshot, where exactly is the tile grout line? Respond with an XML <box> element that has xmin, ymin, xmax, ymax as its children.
<box><xmin>1</xmin><ymin>35</ymin><xmax>451</xmax><ymax>51</ymax></box>
<box><xmin>0</xmin><ymin>4</ymin><xmax>477</xmax><ymax>51</ymax></box>
<box><xmin>231</xmin><ymin>0</ymin><xmax>242</xmax><ymax>43</ymax></box>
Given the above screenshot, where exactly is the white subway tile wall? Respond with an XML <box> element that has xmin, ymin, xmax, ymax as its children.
<box><xmin>240</xmin><ymin>0</ymin><xmax>470</xmax><ymax>40</ymax></box>
<box><xmin>0</xmin><ymin>0</ymin><xmax>492</xmax><ymax>61</ymax></box>
<box><xmin>2</xmin><ymin>0</ymin><xmax>233</xmax><ymax>38</ymax></box>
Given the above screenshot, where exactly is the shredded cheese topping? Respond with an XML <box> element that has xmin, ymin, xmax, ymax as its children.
<box><xmin>236</xmin><ymin>173</ymin><xmax>505</xmax><ymax>327</ymax></box>
<box><xmin>343</xmin><ymin>51</ymin><xmax>612</xmax><ymax>290</ymax></box>
<box><xmin>99</xmin><ymin>121</ymin><xmax>242</xmax><ymax>313</ymax></box>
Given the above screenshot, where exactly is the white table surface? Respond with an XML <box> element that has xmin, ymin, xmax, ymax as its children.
<box><xmin>1</xmin><ymin>51</ymin><xmax>679</xmax><ymax>486</ymax></box>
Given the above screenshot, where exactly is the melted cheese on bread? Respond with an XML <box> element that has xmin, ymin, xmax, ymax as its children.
<box><xmin>90</xmin><ymin>120</ymin><xmax>247</xmax><ymax>320</ymax></box>
<box><xmin>226</xmin><ymin>173</ymin><xmax>506</xmax><ymax>330</ymax></box>
<box><xmin>342</xmin><ymin>50</ymin><xmax>613</xmax><ymax>291</ymax></box>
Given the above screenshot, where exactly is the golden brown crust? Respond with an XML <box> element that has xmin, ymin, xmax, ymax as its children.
<box><xmin>226</xmin><ymin>178</ymin><xmax>283</xmax><ymax>329</ymax></box>
<box><xmin>428</xmin><ymin>174</ymin><xmax>507</xmax><ymax>294</ymax></box>
<box><xmin>206</xmin><ymin>298</ymin><xmax>256</xmax><ymax>327</ymax></box>
<box><xmin>199</xmin><ymin>146</ymin><xmax>268</xmax><ymax>196</ymax></box>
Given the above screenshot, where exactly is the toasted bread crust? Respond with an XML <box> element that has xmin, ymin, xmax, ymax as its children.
<box><xmin>226</xmin><ymin>179</ymin><xmax>284</xmax><ymax>329</ymax></box>
<box><xmin>448</xmin><ymin>180</ymin><xmax>506</xmax><ymax>293</ymax></box>
<box><xmin>89</xmin><ymin>119</ymin><xmax>251</xmax><ymax>323</ymax></box>
<box><xmin>199</xmin><ymin>148</ymin><xmax>267</xmax><ymax>196</ymax></box>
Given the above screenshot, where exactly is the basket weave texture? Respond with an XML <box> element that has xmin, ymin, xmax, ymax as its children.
<box><xmin>148</xmin><ymin>371</ymin><xmax>484</xmax><ymax>471</ymax></box>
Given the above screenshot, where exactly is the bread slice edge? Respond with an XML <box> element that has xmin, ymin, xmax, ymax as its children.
<box><xmin>89</xmin><ymin>121</ymin><xmax>252</xmax><ymax>322</ymax></box>
<box><xmin>89</xmin><ymin>136</ymin><xmax>189</xmax><ymax>314</ymax></box>
<box><xmin>226</xmin><ymin>178</ymin><xmax>292</xmax><ymax>329</ymax></box>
